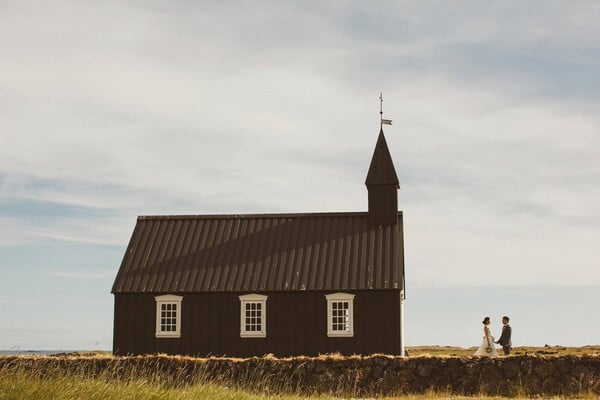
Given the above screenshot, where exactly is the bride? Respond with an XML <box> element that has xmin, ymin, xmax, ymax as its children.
<box><xmin>474</xmin><ymin>316</ymin><xmax>499</xmax><ymax>357</ymax></box>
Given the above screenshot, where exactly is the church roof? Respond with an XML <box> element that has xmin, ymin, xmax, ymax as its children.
<box><xmin>365</xmin><ymin>129</ymin><xmax>400</xmax><ymax>187</ymax></box>
<box><xmin>111</xmin><ymin>211</ymin><xmax>404</xmax><ymax>293</ymax></box>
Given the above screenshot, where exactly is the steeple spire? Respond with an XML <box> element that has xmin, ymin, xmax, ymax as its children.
<box><xmin>365</xmin><ymin>129</ymin><xmax>399</xmax><ymax>187</ymax></box>
<box><xmin>366</xmin><ymin>96</ymin><xmax>399</xmax><ymax>227</ymax></box>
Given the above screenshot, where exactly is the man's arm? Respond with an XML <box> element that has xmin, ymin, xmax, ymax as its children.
<box><xmin>495</xmin><ymin>327</ymin><xmax>504</xmax><ymax>344</ymax></box>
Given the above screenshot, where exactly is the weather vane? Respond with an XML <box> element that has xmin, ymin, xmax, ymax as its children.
<box><xmin>380</xmin><ymin>92</ymin><xmax>392</xmax><ymax>129</ymax></box>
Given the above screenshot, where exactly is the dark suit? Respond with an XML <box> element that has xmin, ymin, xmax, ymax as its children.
<box><xmin>497</xmin><ymin>324</ymin><xmax>512</xmax><ymax>355</ymax></box>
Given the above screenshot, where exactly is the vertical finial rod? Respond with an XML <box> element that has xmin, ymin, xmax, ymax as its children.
<box><xmin>380</xmin><ymin>92</ymin><xmax>383</xmax><ymax>129</ymax></box>
<box><xmin>379</xmin><ymin>93</ymin><xmax>392</xmax><ymax>127</ymax></box>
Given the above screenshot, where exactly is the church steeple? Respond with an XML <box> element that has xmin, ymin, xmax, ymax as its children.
<box><xmin>365</xmin><ymin>128</ymin><xmax>399</xmax><ymax>227</ymax></box>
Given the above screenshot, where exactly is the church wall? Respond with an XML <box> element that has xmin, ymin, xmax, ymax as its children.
<box><xmin>113</xmin><ymin>290</ymin><xmax>402</xmax><ymax>357</ymax></box>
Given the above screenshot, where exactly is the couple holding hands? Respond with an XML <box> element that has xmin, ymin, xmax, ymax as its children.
<box><xmin>474</xmin><ymin>316</ymin><xmax>512</xmax><ymax>357</ymax></box>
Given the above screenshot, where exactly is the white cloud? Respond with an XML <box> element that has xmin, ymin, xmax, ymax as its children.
<box><xmin>1</xmin><ymin>0</ymin><xmax>599</xmax><ymax>285</ymax></box>
<box><xmin>2</xmin><ymin>0</ymin><xmax>600</xmax><ymax>350</ymax></box>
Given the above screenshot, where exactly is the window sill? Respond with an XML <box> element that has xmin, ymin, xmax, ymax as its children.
<box><xmin>155</xmin><ymin>332</ymin><xmax>181</xmax><ymax>338</ymax></box>
<box><xmin>240</xmin><ymin>333</ymin><xmax>266</xmax><ymax>338</ymax></box>
<box><xmin>327</xmin><ymin>332</ymin><xmax>354</xmax><ymax>338</ymax></box>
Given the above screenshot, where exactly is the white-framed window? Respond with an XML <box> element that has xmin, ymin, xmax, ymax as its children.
<box><xmin>325</xmin><ymin>292</ymin><xmax>355</xmax><ymax>337</ymax></box>
<box><xmin>155</xmin><ymin>294</ymin><xmax>183</xmax><ymax>338</ymax></box>
<box><xmin>239</xmin><ymin>293</ymin><xmax>267</xmax><ymax>338</ymax></box>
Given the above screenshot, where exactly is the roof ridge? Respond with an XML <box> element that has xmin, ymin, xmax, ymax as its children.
<box><xmin>137</xmin><ymin>211</ymin><xmax>374</xmax><ymax>221</ymax></box>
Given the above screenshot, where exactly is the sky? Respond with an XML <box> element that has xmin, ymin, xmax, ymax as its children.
<box><xmin>1</xmin><ymin>1</ymin><xmax>599</xmax><ymax>350</ymax></box>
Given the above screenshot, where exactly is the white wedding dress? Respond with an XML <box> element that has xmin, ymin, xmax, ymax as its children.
<box><xmin>474</xmin><ymin>327</ymin><xmax>499</xmax><ymax>357</ymax></box>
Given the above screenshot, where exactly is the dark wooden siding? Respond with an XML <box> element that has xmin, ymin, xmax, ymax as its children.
<box><xmin>368</xmin><ymin>186</ymin><xmax>398</xmax><ymax>226</ymax></box>
<box><xmin>113</xmin><ymin>290</ymin><xmax>402</xmax><ymax>357</ymax></box>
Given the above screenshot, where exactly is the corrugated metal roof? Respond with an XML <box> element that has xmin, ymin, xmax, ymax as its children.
<box><xmin>365</xmin><ymin>129</ymin><xmax>400</xmax><ymax>187</ymax></box>
<box><xmin>112</xmin><ymin>212</ymin><xmax>404</xmax><ymax>293</ymax></box>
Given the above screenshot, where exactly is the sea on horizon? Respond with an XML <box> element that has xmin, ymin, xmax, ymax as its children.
<box><xmin>0</xmin><ymin>350</ymin><xmax>108</xmax><ymax>356</ymax></box>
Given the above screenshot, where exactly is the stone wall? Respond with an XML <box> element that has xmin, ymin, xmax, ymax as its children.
<box><xmin>1</xmin><ymin>354</ymin><xmax>599</xmax><ymax>397</ymax></box>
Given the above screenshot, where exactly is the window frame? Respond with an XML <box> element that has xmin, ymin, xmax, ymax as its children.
<box><xmin>239</xmin><ymin>293</ymin><xmax>268</xmax><ymax>338</ymax></box>
<box><xmin>155</xmin><ymin>294</ymin><xmax>183</xmax><ymax>338</ymax></box>
<box><xmin>325</xmin><ymin>292</ymin><xmax>355</xmax><ymax>337</ymax></box>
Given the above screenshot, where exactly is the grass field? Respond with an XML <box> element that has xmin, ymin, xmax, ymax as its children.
<box><xmin>1</xmin><ymin>346</ymin><xmax>598</xmax><ymax>400</ymax></box>
<box><xmin>4</xmin><ymin>370</ymin><xmax>596</xmax><ymax>400</ymax></box>
<box><xmin>47</xmin><ymin>344</ymin><xmax>600</xmax><ymax>358</ymax></box>
<box><xmin>405</xmin><ymin>344</ymin><xmax>600</xmax><ymax>357</ymax></box>
<box><xmin>0</xmin><ymin>371</ymin><xmax>323</xmax><ymax>400</ymax></box>
<box><xmin>3</xmin><ymin>371</ymin><xmax>599</xmax><ymax>400</ymax></box>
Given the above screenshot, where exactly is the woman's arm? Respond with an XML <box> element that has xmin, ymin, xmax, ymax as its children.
<box><xmin>484</xmin><ymin>326</ymin><xmax>491</xmax><ymax>346</ymax></box>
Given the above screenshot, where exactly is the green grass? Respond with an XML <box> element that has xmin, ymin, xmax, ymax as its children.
<box><xmin>1</xmin><ymin>370</ymin><xmax>597</xmax><ymax>400</ymax></box>
<box><xmin>0</xmin><ymin>370</ymin><xmax>331</xmax><ymax>400</ymax></box>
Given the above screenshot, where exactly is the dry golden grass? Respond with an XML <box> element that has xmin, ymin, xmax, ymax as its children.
<box><xmin>41</xmin><ymin>345</ymin><xmax>600</xmax><ymax>359</ymax></box>
<box><xmin>2</xmin><ymin>346</ymin><xmax>598</xmax><ymax>399</ymax></box>
<box><xmin>1</xmin><ymin>369</ymin><xmax>597</xmax><ymax>400</ymax></box>
<box><xmin>405</xmin><ymin>345</ymin><xmax>600</xmax><ymax>357</ymax></box>
<box><xmin>48</xmin><ymin>345</ymin><xmax>600</xmax><ymax>361</ymax></box>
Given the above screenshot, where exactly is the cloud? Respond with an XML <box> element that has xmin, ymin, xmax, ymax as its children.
<box><xmin>1</xmin><ymin>0</ymin><xmax>599</xmax><ymax>287</ymax></box>
<box><xmin>2</xmin><ymin>1</ymin><xmax>600</xmax><ymax>351</ymax></box>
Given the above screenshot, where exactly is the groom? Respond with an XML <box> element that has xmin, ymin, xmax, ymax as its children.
<box><xmin>495</xmin><ymin>316</ymin><xmax>512</xmax><ymax>355</ymax></box>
